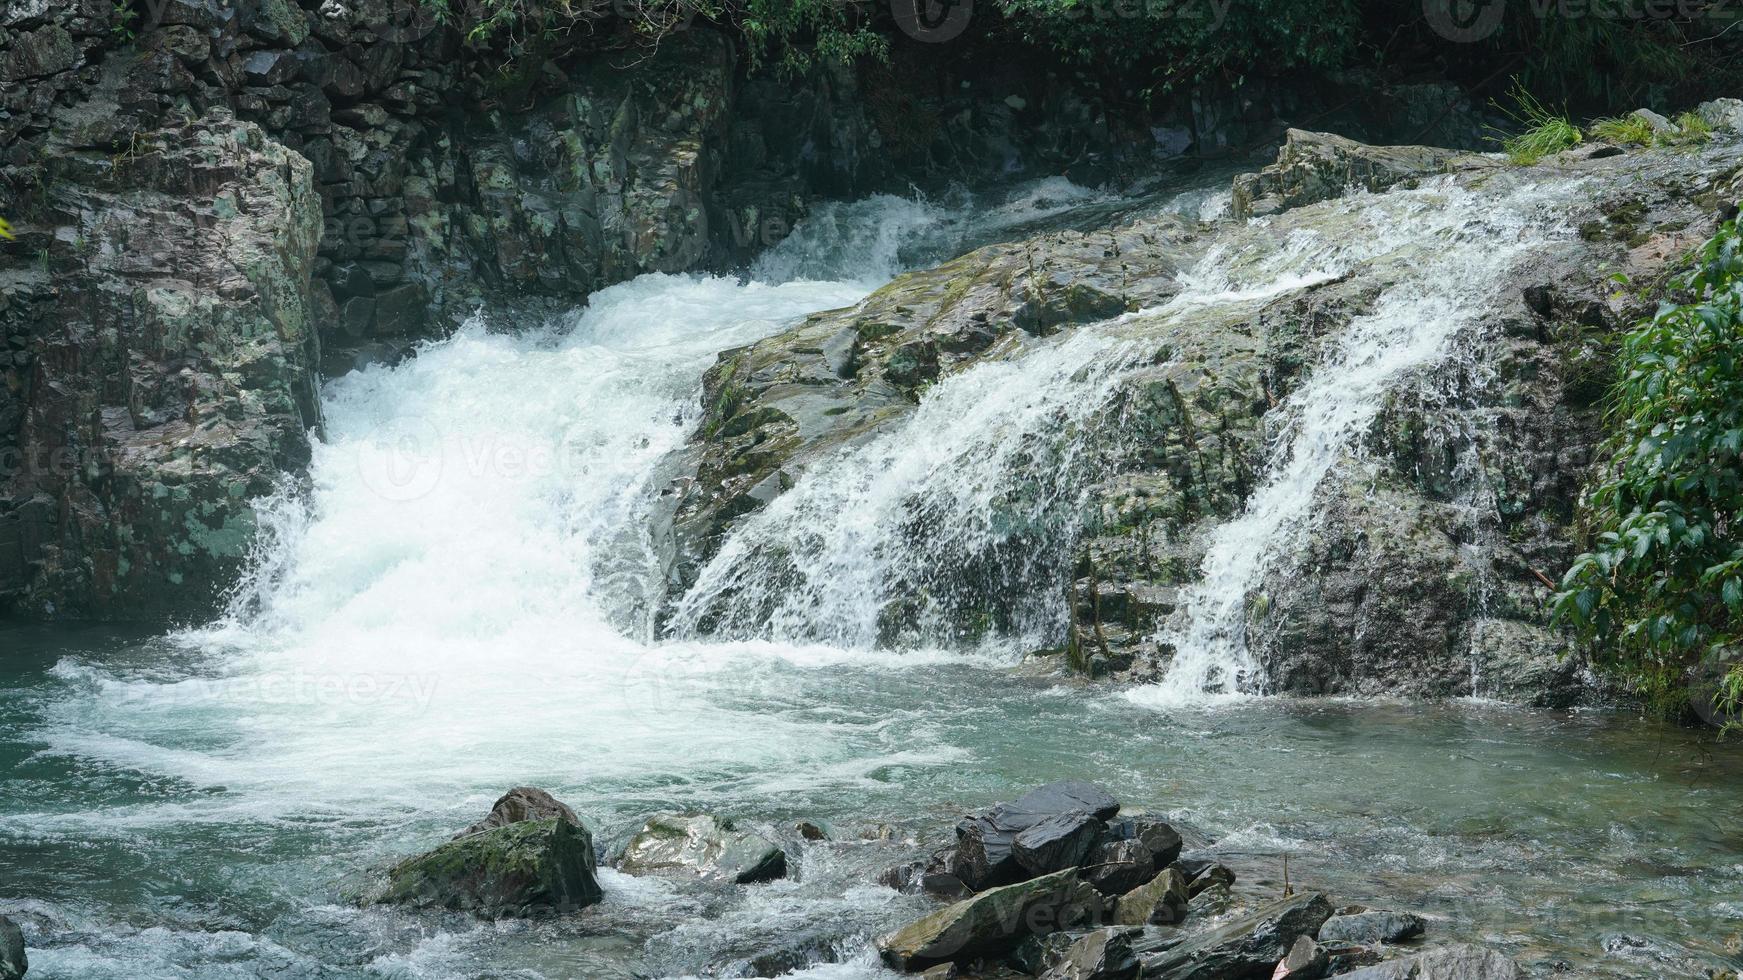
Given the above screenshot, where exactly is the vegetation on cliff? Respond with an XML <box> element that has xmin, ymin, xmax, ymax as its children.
<box><xmin>1555</xmin><ymin>215</ymin><xmax>1743</xmax><ymax>729</ymax></box>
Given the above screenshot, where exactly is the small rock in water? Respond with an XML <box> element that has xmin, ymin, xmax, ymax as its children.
<box><xmin>619</xmin><ymin>813</ymin><xmax>787</xmax><ymax>884</ymax></box>
<box><xmin>796</xmin><ymin>819</ymin><xmax>831</xmax><ymax>841</ymax></box>
<box><xmin>1081</xmin><ymin>838</ymin><xmax>1155</xmax><ymax>895</ymax></box>
<box><xmin>1043</xmin><ymin>926</ymin><xmax>1141</xmax><ymax>980</ymax></box>
<box><xmin>0</xmin><ymin>915</ymin><xmax>24</xmax><ymax>980</ymax></box>
<box><xmin>1112</xmin><ymin>866</ymin><xmax>1188</xmax><ymax>926</ymax></box>
<box><xmin>1187</xmin><ymin>861</ymin><xmax>1236</xmax><ymax>898</ymax></box>
<box><xmin>877</xmin><ymin>868</ymin><xmax>1103</xmax><ymax>971</ymax></box>
<box><xmin>1318</xmin><ymin>909</ymin><xmax>1426</xmax><ymax>945</ymax></box>
<box><xmin>376</xmin><ymin>818</ymin><xmax>603</xmax><ymax>916</ymax></box>
<box><xmin>454</xmin><ymin>787</ymin><xmax>580</xmax><ymax>839</ymax></box>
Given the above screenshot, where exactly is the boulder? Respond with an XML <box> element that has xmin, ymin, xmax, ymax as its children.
<box><xmin>1698</xmin><ymin>98</ymin><xmax>1743</xmax><ymax>133</ymax></box>
<box><xmin>1044</xmin><ymin>927</ymin><xmax>1142</xmax><ymax>980</ymax></box>
<box><xmin>0</xmin><ymin>915</ymin><xmax>23</xmax><ymax>980</ymax></box>
<box><xmin>1187</xmin><ymin>863</ymin><xmax>1236</xmax><ymax>898</ymax></box>
<box><xmin>877</xmin><ymin>869</ymin><xmax>1104</xmax><ymax>971</ymax></box>
<box><xmin>1629</xmin><ymin>107</ymin><xmax>1677</xmax><ymax>136</ymax></box>
<box><xmin>1271</xmin><ymin>935</ymin><xmax>1328</xmax><ymax>979</ymax></box>
<box><xmin>1102</xmin><ymin>815</ymin><xmax>1184</xmax><ymax>866</ymax></box>
<box><xmin>953</xmin><ymin>782</ymin><xmax>1122</xmax><ymax>889</ymax></box>
<box><xmin>1112</xmin><ymin>866</ymin><xmax>1189</xmax><ymax>926</ymax></box>
<box><xmin>1230</xmin><ymin>129</ymin><xmax>1479</xmax><ymax>220</ymax></box>
<box><xmin>618</xmin><ymin>813</ymin><xmax>787</xmax><ymax>884</ymax></box>
<box><xmin>1081</xmin><ymin>838</ymin><xmax>1156</xmax><ymax>895</ymax></box>
<box><xmin>1330</xmin><ymin>944</ymin><xmax>1519</xmax><ymax>979</ymax></box>
<box><xmin>1138</xmin><ymin>892</ymin><xmax>1333</xmax><ymax>980</ymax></box>
<box><xmin>1013</xmin><ymin>812</ymin><xmax>1105</xmax><ymax>878</ymax></box>
<box><xmin>454</xmin><ymin>787</ymin><xmax>580</xmax><ymax>839</ymax></box>
<box><xmin>375</xmin><ymin>818</ymin><xmax>603</xmax><ymax>916</ymax></box>
<box><xmin>1317</xmin><ymin>910</ymin><xmax>1426</xmax><ymax>945</ymax></box>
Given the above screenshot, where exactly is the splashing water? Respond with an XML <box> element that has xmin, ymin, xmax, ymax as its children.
<box><xmin>1130</xmin><ymin>176</ymin><xmax>1585</xmax><ymax>707</ymax></box>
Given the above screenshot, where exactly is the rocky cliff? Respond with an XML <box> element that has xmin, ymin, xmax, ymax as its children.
<box><xmin>661</xmin><ymin>125</ymin><xmax>1743</xmax><ymax>701</ymax></box>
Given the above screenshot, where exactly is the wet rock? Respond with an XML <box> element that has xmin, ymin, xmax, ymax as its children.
<box><xmin>1318</xmin><ymin>910</ymin><xmax>1426</xmax><ymax>945</ymax></box>
<box><xmin>454</xmin><ymin>787</ymin><xmax>580</xmax><ymax>839</ymax></box>
<box><xmin>1330</xmin><ymin>944</ymin><xmax>1519</xmax><ymax>979</ymax></box>
<box><xmin>1081</xmin><ymin>838</ymin><xmax>1156</xmax><ymax>895</ymax></box>
<box><xmin>1137</xmin><ymin>892</ymin><xmax>1333</xmax><ymax>979</ymax></box>
<box><xmin>1230</xmin><ymin>129</ymin><xmax>1483</xmax><ymax>220</ymax></box>
<box><xmin>619</xmin><ymin>813</ymin><xmax>787</xmax><ymax>884</ymax></box>
<box><xmin>877</xmin><ymin>868</ymin><xmax>1103</xmax><ymax>971</ymax></box>
<box><xmin>376</xmin><ymin>818</ymin><xmax>603</xmax><ymax>916</ymax></box>
<box><xmin>796</xmin><ymin>820</ymin><xmax>832</xmax><ymax>840</ymax></box>
<box><xmin>1272</xmin><ymin>935</ymin><xmax>1328</xmax><ymax>978</ymax></box>
<box><xmin>1014</xmin><ymin>812</ymin><xmax>1105</xmax><ymax>878</ymax></box>
<box><xmin>954</xmin><ymin>782</ymin><xmax>1122</xmax><ymax>889</ymax></box>
<box><xmin>1010</xmin><ymin>931</ymin><xmax>1083</xmax><ymax>975</ymax></box>
<box><xmin>1044</xmin><ymin>926</ymin><xmax>1142</xmax><ymax>980</ymax></box>
<box><xmin>1187</xmin><ymin>863</ymin><xmax>1236</xmax><ymax>898</ymax></box>
<box><xmin>1112</xmin><ymin>866</ymin><xmax>1189</xmax><ymax>926</ymax></box>
<box><xmin>0</xmin><ymin>915</ymin><xmax>23</xmax><ymax>980</ymax></box>
<box><xmin>1102</xmin><ymin>816</ymin><xmax>1184</xmax><ymax>867</ymax></box>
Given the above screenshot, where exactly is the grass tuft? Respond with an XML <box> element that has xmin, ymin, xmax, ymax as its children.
<box><xmin>1493</xmin><ymin>81</ymin><xmax>1582</xmax><ymax>165</ymax></box>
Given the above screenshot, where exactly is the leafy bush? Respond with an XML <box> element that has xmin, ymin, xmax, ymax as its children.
<box><xmin>1553</xmin><ymin>215</ymin><xmax>1743</xmax><ymax>729</ymax></box>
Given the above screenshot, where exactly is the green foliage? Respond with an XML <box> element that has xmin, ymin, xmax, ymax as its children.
<box><xmin>1492</xmin><ymin>83</ymin><xmax>1581</xmax><ymax>165</ymax></box>
<box><xmin>1672</xmin><ymin>110</ymin><xmax>1714</xmax><ymax>145</ymax></box>
<box><xmin>1589</xmin><ymin>114</ymin><xmax>1656</xmax><ymax>146</ymax></box>
<box><xmin>993</xmin><ymin>0</ymin><xmax>1361</xmax><ymax>89</ymax></box>
<box><xmin>1553</xmin><ymin>216</ymin><xmax>1743</xmax><ymax>729</ymax></box>
<box><xmin>0</xmin><ymin>217</ymin><xmax>13</xmax><ymax>241</ymax></box>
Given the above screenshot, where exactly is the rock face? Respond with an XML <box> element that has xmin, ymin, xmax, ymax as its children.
<box><xmin>664</xmin><ymin>127</ymin><xmax>1743</xmax><ymax>702</ymax></box>
<box><xmin>377</xmin><ymin>817</ymin><xmax>603</xmax><ymax>916</ymax></box>
<box><xmin>0</xmin><ymin>103</ymin><xmax>322</xmax><ymax>618</ymax></box>
<box><xmin>617</xmin><ymin>813</ymin><xmax>787</xmax><ymax>884</ymax></box>
<box><xmin>0</xmin><ymin>914</ymin><xmax>23</xmax><ymax>980</ymax></box>
<box><xmin>876</xmin><ymin>868</ymin><xmax>1104</xmax><ymax>971</ymax></box>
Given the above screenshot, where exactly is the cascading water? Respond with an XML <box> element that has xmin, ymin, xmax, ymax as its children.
<box><xmin>1130</xmin><ymin>177</ymin><xmax>1585</xmax><ymax>705</ymax></box>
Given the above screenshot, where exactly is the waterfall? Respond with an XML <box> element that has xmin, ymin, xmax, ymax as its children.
<box><xmin>1130</xmin><ymin>176</ymin><xmax>1582</xmax><ymax>705</ymax></box>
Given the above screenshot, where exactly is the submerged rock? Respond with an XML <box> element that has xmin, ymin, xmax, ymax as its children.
<box><xmin>877</xmin><ymin>868</ymin><xmax>1103</xmax><ymax>971</ymax></box>
<box><xmin>377</xmin><ymin>818</ymin><xmax>603</xmax><ymax>916</ymax></box>
<box><xmin>1137</xmin><ymin>892</ymin><xmax>1332</xmax><ymax>979</ymax></box>
<box><xmin>618</xmin><ymin>813</ymin><xmax>787</xmax><ymax>884</ymax></box>
<box><xmin>1318</xmin><ymin>910</ymin><xmax>1426</xmax><ymax>945</ymax></box>
<box><xmin>1330</xmin><ymin>943</ymin><xmax>1519</xmax><ymax>979</ymax></box>
<box><xmin>0</xmin><ymin>915</ymin><xmax>23</xmax><ymax>980</ymax></box>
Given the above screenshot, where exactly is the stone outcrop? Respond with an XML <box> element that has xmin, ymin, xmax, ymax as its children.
<box><xmin>664</xmin><ymin>126</ymin><xmax>1743</xmax><ymax>702</ymax></box>
<box><xmin>1230</xmin><ymin>128</ymin><xmax>1488</xmax><ymax>220</ymax></box>
<box><xmin>0</xmin><ymin>102</ymin><xmax>322</xmax><ymax>617</ymax></box>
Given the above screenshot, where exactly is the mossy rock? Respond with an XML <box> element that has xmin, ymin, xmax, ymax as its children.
<box><xmin>375</xmin><ymin>818</ymin><xmax>603</xmax><ymax>917</ymax></box>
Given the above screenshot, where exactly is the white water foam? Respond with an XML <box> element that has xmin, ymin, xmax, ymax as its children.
<box><xmin>1129</xmin><ymin>177</ymin><xmax>1583</xmax><ymax>708</ymax></box>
